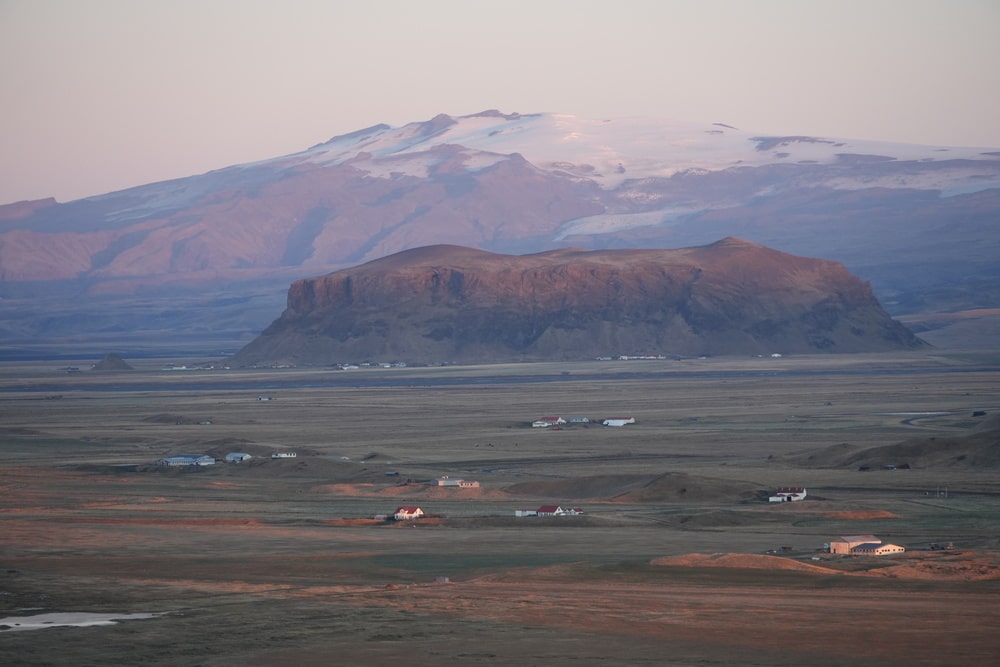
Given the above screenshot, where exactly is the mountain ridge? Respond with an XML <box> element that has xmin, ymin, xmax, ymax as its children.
<box><xmin>1</xmin><ymin>110</ymin><xmax>997</xmax><ymax>350</ymax></box>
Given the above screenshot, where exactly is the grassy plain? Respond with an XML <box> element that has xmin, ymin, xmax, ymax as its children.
<box><xmin>1</xmin><ymin>351</ymin><xmax>999</xmax><ymax>666</ymax></box>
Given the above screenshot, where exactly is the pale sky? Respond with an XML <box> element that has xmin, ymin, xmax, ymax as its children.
<box><xmin>1</xmin><ymin>0</ymin><xmax>998</xmax><ymax>204</ymax></box>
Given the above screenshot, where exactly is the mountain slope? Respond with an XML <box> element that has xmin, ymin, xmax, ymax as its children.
<box><xmin>232</xmin><ymin>239</ymin><xmax>925</xmax><ymax>365</ymax></box>
<box><xmin>1</xmin><ymin>110</ymin><xmax>997</xmax><ymax>350</ymax></box>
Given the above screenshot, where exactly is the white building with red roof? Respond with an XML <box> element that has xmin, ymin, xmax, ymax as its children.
<box><xmin>769</xmin><ymin>487</ymin><xmax>807</xmax><ymax>502</ymax></box>
<box><xmin>394</xmin><ymin>506</ymin><xmax>424</xmax><ymax>520</ymax></box>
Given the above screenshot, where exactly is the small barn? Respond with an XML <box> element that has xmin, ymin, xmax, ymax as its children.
<box><xmin>225</xmin><ymin>452</ymin><xmax>252</xmax><ymax>463</ymax></box>
<box><xmin>157</xmin><ymin>454</ymin><xmax>215</xmax><ymax>467</ymax></box>
<box><xmin>271</xmin><ymin>452</ymin><xmax>297</xmax><ymax>459</ymax></box>
<box><xmin>536</xmin><ymin>505</ymin><xmax>566</xmax><ymax>516</ymax></box>
<box><xmin>568</xmin><ymin>416</ymin><xmax>590</xmax><ymax>424</ymax></box>
<box><xmin>602</xmin><ymin>417</ymin><xmax>635</xmax><ymax>427</ymax></box>
<box><xmin>532</xmin><ymin>416</ymin><xmax>566</xmax><ymax>427</ymax></box>
<box><xmin>394</xmin><ymin>506</ymin><xmax>424</xmax><ymax>521</ymax></box>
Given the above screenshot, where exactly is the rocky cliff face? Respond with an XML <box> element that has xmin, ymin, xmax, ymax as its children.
<box><xmin>233</xmin><ymin>238</ymin><xmax>925</xmax><ymax>365</ymax></box>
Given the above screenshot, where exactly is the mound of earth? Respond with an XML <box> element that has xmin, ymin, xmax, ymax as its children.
<box><xmin>790</xmin><ymin>441</ymin><xmax>863</xmax><ymax>467</ymax></box>
<box><xmin>792</xmin><ymin>418</ymin><xmax>1000</xmax><ymax>469</ymax></box>
<box><xmin>232</xmin><ymin>239</ymin><xmax>924</xmax><ymax>365</ymax></box>
<box><xmin>91</xmin><ymin>353</ymin><xmax>133</xmax><ymax>371</ymax></box>
<box><xmin>865</xmin><ymin>554</ymin><xmax>1000</xmax><ymax>581</ymax></box>
<box><xmin>973</xmin><ymin>411</ymin><xmax>1000</xmax><ymax>432</ymax></box>
<box><xmin>504</xmin><ymin>472</ymin><xmax>758</xmax><ymax>503</ymax></box>
<box><xmin>650</xmin><ymin>552</ymin><xmax>836</xmax><ymax>574</ymax></box>
<box><xmin>220</xmin><ymin>456</ymin><xmax>388</xmax><ymax>482</ymax></box>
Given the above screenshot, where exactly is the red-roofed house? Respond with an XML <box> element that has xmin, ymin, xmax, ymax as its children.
<box><xmin>769</xmin><ymin>487</ymin><xmax>807</xmax><ymax>502</ymax></box>
<box><xmin>394</xmin><ymin>506</ymin><xmax>424</xmax><ymax>520</ymax></box>
<box><xmin>536</xmin><ymin>505</ymin><xmax>565</xmax><ymax>516</ymax></box>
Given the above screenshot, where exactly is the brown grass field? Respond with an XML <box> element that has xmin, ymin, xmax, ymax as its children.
<box><xmin>1</xmin><ymin>351</ymin><xmax>999</xmax><ymax>665</ymax></box>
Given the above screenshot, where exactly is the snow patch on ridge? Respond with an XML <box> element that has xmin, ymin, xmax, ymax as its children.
<box><xmin>555</xmin><ymin>209</ymin><xmax>693</xmax><ymax>239</ymax></box>
<box><xmin>280</xmin><ymin>112</ymin><xmax>999</xmax><ymax>191</ymax></box>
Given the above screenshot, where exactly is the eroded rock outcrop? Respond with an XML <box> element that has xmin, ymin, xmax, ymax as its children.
<box><xmin>233</xmin><ymin>238</ymin><xmax>926</xmax><ymax>365</ymax></box>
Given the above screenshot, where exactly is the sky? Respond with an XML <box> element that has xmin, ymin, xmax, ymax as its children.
<box><xmin>1</xmin><ymin>0</ymin><xmax>998</xmax><ymax>204</ymax></box>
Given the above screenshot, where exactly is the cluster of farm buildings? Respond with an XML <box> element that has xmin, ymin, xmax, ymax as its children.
<box><xmin>385</xmin><ymin>504</ymin><xmax>585</xmax><ymax>521</ymax></box>
<box><xmin>532</xmin><ymin>415</ymin><xmax>635</xmax><ymax>428</ymax></box>
<box><xmin>156</xmin><ymin>451</ymin><xmax>296</xmax><ymax>466</ymax></box>
<box><xmin>149</xmin><ymin>459</ymin><xmax>916</xmax><ymax>557</ymax></box>
<box><xmin>828</xmin><ymin>535</ymin><xmax>906</xmax><ymax>556</ymax></box>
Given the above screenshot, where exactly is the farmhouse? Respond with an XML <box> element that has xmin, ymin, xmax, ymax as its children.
<box><xmin>224</xmin><ymin>452</ymin><xmax>252</xmax><ymax>463</ymax></box>
<box><xmin>433</xmin><ymin>476</ymin><xmax>480</xmax><ymax>488</ymax></box>
<box><xmin>769</xmin><ymin>487</ymin><xmax>807</xmax><ymax>502</ymax></box>
<box><xmin>602</xmin><ymin>417</ymin><xmax>635</xmax><ymax>427</ymax></box>
<box><xmin>394</xmin><ymin>506</ymin><xmax>424</xmax><ymax>520</ymax></box>
<box><xmin>524</xmin><ymin>505</ymin><xmax>584</xmax><ymax>517</ymax></box>
<box><xmin>157</xmin><ymin>454</ymin><xmax>215</xmax><ymax>467</ymax></box>
<box><xmin>829</xmin><ymin>535</ymin><xmax>882</xmax><ymax>554</ymax></box>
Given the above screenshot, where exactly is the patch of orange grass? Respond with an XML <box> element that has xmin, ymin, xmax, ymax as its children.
<box><xmin>650</xmin><ymin>552</ymin><xmax>837</xmax><ymax>574</ymax></box>
<box><xmin>46</xmin><ymin>517</ymin><xmax>267</xmax><ymax>527</ymax></box>
<box><xmin>865</xmin><ymin>554</ymin><xmax>1000</xmax><ymax>581</ymax></box>
<box><xmin>322</xmin><ymin>518</ymin><xmax>382</xmax><ymax>527</ymax></box>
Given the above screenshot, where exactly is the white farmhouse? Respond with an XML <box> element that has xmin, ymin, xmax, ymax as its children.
<box><xmin>434</xmin><ymin>476</ymin><xmax>480</xmax><ymax>488</ymax></box>
<box><xmin>769</xmin><ymin>487</ymin><xmax>807</xmax><ymax>502</ymax></box>
<box><xmin>394</xmin><ymin>506</ymin><xmax>424</xmax><ymax>520</ymax></box>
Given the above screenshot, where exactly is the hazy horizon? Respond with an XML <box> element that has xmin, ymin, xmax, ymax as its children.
<box><xmin>2</xmin><ymin>0</ymin><xmax>998</xmax><ymax>205</ymax></box>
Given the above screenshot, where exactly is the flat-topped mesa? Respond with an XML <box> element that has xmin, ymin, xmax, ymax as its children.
<box><xmin>233</xmin><ymin>239</ymin><xmax>926</xmax><ymax>365</ymax></box>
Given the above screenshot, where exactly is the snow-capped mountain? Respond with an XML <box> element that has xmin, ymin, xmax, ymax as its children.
<box><xmin>294</xmin><ymin>110</ymin><xmax>996</xmax><ymax>189</ymax></box>
<box><xmin>1</xmin><ymin>110</ymin><xmax>998</xmax><ymax>351</ymax></box>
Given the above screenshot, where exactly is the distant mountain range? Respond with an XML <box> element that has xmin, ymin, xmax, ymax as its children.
<box><xmin>233</xmin><ymin>239</ymin><xmax>925</xmax><ymax>366</ymax></box>
<box><xmin>1</xmin><ymin>110</ymin><xmax>998</xmax><ymax>354</ymax></box>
